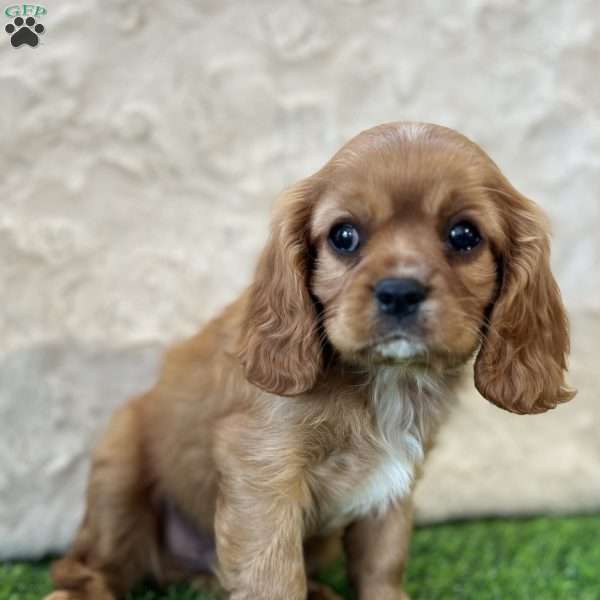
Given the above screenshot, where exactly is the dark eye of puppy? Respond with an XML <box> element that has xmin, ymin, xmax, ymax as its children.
<box><xmin>448</xmin><ymin>221</ymin><xmax>482</xmax><ymax>253</ymax></box>
<box><xmin>329</xmin><ymin>223</ymin><xmax>360</xmax><ymax>254</ymax></box>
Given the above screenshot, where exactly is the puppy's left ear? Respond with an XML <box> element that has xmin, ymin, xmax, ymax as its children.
<box><xmin>237</xmin><ymin>178</ymin><xmax>322</xmax><ymax>396</ymax></box>
<box><xmin>474</xmin><ymin>176</ymin><xmax>576</xmax><ymax>414</ymax></box>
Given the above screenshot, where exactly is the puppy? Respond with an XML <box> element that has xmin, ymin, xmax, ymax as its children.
<box><xmin>46</xmin><ymin>123</ymin><xmax>575</xmax><ymax>600</ymax></box>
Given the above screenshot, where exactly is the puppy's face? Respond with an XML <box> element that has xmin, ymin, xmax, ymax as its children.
<box><xmin>238</xmin><ymin>123</ymin><xmax>575</xmax><ymax>414</ymax></box>
<box><xmin>310</xmin><ymin>126</ymin><xmax>501</xmax><ymax>372</ymax></box>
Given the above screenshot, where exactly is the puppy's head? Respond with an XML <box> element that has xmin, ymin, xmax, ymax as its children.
<box><xmin>238</xmin><ymin>122</ymin><xmax>575</xmax><ymax>413</ymax></box>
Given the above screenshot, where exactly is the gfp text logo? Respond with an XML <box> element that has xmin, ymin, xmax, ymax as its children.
<box><xmin>5</xmin><ymin>4</ymin><xmax>46</xmax><ymax>17</ymax></box>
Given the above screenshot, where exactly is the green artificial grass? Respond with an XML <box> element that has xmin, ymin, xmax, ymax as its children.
<box><xmin>2</xmin><ymin>515</ymin><xmax>600</xmax><ymax>600</ymax></box>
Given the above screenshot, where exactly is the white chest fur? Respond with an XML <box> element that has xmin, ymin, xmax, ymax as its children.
<box><xmin>325</xmin><ymin>446</ymin><xmax>417</xmax><ymax>529</ymax></box>
<box><xmin>317</xmin><ymin>367</ymin><xmax>448</xmax><ymax>530</ymax></box>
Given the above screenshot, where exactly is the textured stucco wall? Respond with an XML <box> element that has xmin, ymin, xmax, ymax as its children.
<box><xmin>1</xmin><ymin>0</ymin><xmax>599</xmax><ymax>559</ymax></box>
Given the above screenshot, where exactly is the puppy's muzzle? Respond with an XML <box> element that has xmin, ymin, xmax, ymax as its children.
<box><xmin>374</xmin><ymin>277</ymin><xmax>428</xmax><ymax>321</ymax></box>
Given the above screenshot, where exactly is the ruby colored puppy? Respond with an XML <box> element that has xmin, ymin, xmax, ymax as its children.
<box><xmin>46</xmin><ymin>123</ymin><xmax>575</xmax><ymax>600</ymax></box>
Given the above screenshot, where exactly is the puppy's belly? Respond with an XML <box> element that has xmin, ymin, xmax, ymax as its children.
<box><xmin>162</xmin><ymin>499</ymin><xmax>216</xmax><ymax>573</ymax></box>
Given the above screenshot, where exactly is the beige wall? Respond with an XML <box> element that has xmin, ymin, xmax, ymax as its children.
<box><xmin>1</xmin><ymin>0</ymin><xmax>599</xmax><ymax>558</ymax></box>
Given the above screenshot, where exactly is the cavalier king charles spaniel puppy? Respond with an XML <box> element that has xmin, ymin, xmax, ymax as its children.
<box><xmin>46</xmin><ymin>123</ymin><xmax>575</xmax><ymax>600</ymax></box>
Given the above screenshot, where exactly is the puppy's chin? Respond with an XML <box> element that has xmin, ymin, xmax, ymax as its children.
<box><xmin>369</xmin><ymin>338</ymin><xmax>429</xmax><ymax>366</ymax></box>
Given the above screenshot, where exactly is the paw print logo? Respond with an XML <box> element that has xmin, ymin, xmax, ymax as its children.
<box><xmin>5</xmin><ymin>16</ymin><xmax>45</xmax><ymax>47</ymax></box>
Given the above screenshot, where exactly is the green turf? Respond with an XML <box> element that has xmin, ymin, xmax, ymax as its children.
<box><xmin>2</xmin><ymin>515</ymin><xmax>599</xmax><ymax>599</ymax></box>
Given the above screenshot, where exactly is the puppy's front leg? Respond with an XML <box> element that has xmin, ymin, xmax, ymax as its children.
<box><xmin>214</xmin><ymin>416</ymin><xmax>310</xmax><ymax>600</ymax></box>
<box><xmin>344</xmin><ymin>497</ymin><xmax>413</xmax><ymax>600</ymax></box>
<box><xmin>215</xmin><ymin>493</ymin><xmax>306</xmax><ymax>600</ymax></box>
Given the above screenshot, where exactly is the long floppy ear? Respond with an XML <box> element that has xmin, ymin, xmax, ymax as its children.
<box><xmin>474</xmin><ymin>177</ymin><xmax>576</xmax><ymax>414</ymax></box>
<box><xmin>237</xmin><ymin>178</ymin><xmax>322</xmax><ymax>396</ymax></box>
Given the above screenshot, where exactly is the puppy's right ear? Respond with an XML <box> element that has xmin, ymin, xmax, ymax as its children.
<box><xmin>237</xmin><ymin>178</ymin><xmax>322</xmax><ymax>396</ymax></box>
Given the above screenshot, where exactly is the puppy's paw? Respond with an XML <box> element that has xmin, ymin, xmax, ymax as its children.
<box><xmin>42</xmin><ymin>593</ymin><xmax>77</xmax><ymax>600</ymax></box>
<box><xmin>42</xmin><ymin>585</ymin><xmax>115</xmax><ymax>600</ymax></box>
<box><xmin>307</xmin><ymin>580</ymin><xmax>343</xmax><ymax>600</ymax></box>
<box><xmin>360</xmin><ymin>585</ymin><xmax>410</xmax><ymax>600</ymax></box>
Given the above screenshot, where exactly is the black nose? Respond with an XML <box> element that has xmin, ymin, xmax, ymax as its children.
<box><xmin>374</xmin><ymin>278</ymin><xmax>428</xmax><ymax>320</ymax></box>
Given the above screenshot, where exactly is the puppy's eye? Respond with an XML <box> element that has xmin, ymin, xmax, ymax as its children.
<box><xmin>448</xmin><ymin>221</ymin><xmax>481</xmax><ymax>252</ymax></box>
<box><xmin>329</xmin><ymin>223</ymin><xmax>360</xmax><ymax>254</ymax></box>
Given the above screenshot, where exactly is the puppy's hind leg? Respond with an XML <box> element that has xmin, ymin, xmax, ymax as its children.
<box><xmin>45</xmin><ymin>400</ymin><xmax>161</xmax><ymax>600</ymax></box>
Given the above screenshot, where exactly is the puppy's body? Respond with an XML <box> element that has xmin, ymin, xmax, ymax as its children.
<box><xmin>47</xmin><ymin>123</ymin><xmax>574</xmax><ymax>600</ymax></box>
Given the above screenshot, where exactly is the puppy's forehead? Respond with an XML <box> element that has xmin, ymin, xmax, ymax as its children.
<box><xmin>313</xmin><ymin>124</ymin><xmax>491</xmax><ymax>230</ymax></box>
